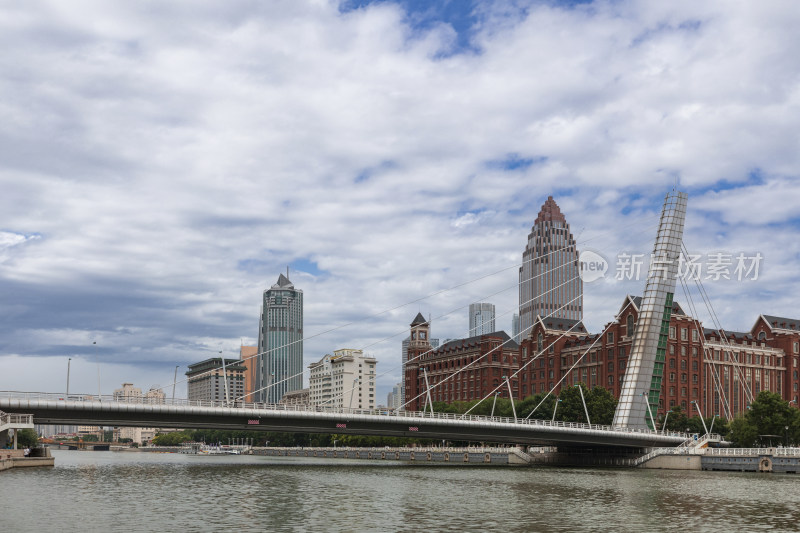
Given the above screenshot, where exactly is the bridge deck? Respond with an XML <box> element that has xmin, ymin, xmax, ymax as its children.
<box><xmin>0</xmin><ymin>392</ymin><xmax>688</xmax><ymax>448</ymax></box>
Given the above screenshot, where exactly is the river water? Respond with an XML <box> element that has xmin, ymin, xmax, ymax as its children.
<box><xmin>4</xmin><ymin>449</ymin><xmax>800</xmax><ymax>532</ymax></box>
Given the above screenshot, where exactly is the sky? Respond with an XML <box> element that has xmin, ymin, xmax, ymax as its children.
<box><xmin>1</xmin><ymin>0</ymin><xmax>799</xmax><ymax>402</ymax></box>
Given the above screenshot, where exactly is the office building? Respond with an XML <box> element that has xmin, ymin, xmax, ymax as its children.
<box><xmin>519</xmin><ymin>196</ymin><xmax>582</xmax><ymax>338</ymax></box>
<box><xmin>309</xmin><ymin>349</ymin><xmax>377</xmax><ymax>410</ymax></box>
<box><xmin>240</xmin><ymin>345</ymin><xmax>258</xmax><ymax>402</ymax></box>
<box><xmin>256</xmin><ymin>273</ymin><xmax>303</xmax><ymax>403</ymax></box>
<box><xmin>186</xmin><ymin>358</ymin><xmax>246</xmax><ymax>403</ymax></box>
<box><xmin>469</xmin><ymin>302</ymin><xmax>496</xmax><ymax>336</ymax></box>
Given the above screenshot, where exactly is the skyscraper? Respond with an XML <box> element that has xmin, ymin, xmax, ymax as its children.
<box><xmin>469</xmin><ymin>302</ymin><xmax>496</xmax><ymax>336</ymax></box>
<box><xmin>256</xmin><ymin>273</ymin><xmax>303</xmax><ymax>403</ymax></box>
<box><xmin>519</xmin><ymin>196</ymin><xmax>582</xmax><ymax>338</ymax></box>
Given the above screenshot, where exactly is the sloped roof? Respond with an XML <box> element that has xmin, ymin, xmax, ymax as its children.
<box><xmin>535</xmin><ymin>315</ymin><xmax>587</xmax><ymax>334</ymax></box>
<box><xmin>621</xmin><ymin>295</ymin><xmax>685</xmax><ymax>316</ymax></box>
<box><xmin>272</xmin><ymin>273</ymin><xmax>294</xmax><ymax>289</ymax></box>
<box><xmin>434</xmin><ymin>331</ymin><xmax>518</xmax><ymax>354</ymax></box>
<box><xmin>410</xmin><ymin>312</ymin><xmax>427</xmax><ymax>326</ymax></box>
<box><xmin>761</xmin><ymin>314</ymin><xmax>800</xmax><ymax>332</ymax></box>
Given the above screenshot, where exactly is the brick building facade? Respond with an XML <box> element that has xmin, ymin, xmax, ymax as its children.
<box><xmin>405</xmin><ymin>298</ymin><xmax>800</xmax><ymax>421</ymax></box>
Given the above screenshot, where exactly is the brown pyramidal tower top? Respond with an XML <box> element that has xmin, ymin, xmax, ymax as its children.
<box><xmin>534</xmin><ymin>195</ymin><xmax>566</xmax><ymax>225</ymax></box>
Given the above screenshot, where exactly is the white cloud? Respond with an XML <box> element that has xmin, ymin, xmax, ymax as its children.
<box><xmin>1</xmin><ymin>0</ymin><xmax>799</xmax><ymax>402</ymax></box>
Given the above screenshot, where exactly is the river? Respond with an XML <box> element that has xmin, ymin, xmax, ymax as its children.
<box><xmin>4</xmin><ymin>449</ymin><xmax>800</xmax><ymax>532</ymax></box>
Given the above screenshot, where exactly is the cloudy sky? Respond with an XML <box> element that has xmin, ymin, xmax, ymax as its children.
<box><xmin>2</xmin><ymin>0</ymin><xmax>798</xmax><ymax>402</ymax></box>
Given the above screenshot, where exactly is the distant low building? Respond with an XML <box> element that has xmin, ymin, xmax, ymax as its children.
<box><xmin>281</xmin><ymin>388</ymin><xmax>310</xmax><ymax>407</ymax></box>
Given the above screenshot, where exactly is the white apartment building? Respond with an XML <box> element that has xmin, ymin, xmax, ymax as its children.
<box><xmin>113</xmin><ymin>383</ymin><xmax>165</xmax><ymax>444</ymax></box>
<box><xmin>309</xmin><ymin>349</ymin><xmax>377</xmax><ymax>410</ymax></box>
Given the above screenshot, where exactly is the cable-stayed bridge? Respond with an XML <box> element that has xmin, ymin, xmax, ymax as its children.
<box><xmin>0</xmin><ymin>392</ymin><xmax>687</xmax><ymax>449</ymax></box>
<box><xmin>2</xmin><ymin>191</ymin><xmax>697</xmax><ymax>451</ymax></box>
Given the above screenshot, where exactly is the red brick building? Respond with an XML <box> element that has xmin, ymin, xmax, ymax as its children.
<box><xmin>403</xmin><ymin>313</ymin><xmax>519</xmax><ymax>410</ymax></box>
<box><xmin>403</xmin><ymin>301</ymin><xmax>800</xmax><ymax>420</ymax></box>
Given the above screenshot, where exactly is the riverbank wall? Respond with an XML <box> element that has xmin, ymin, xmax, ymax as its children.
<box><xmin>0</xmin><ymin>448</ymin><xmax>54</xmax><ymax>471</ymax></box>
<box><xmin>252</xmin><ymin>446</ymin><xmax>532</xmax><ymax>465</ymax></box>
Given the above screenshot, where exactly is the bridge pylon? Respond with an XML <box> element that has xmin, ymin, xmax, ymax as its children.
<box><xmin>613</xmin><ymin>190</ymin><xmax>688</xmax><ymax>430</ymax></box>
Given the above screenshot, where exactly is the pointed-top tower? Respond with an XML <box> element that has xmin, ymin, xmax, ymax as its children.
<box><xmin>519</xmin><ymin>196</ymin><xmax>582</xmax><ymax>339</ymax></box>
<box><xmin>256</xmin><ymin>273</ymin><xmax>303</xmax><ymax>403</ymax></box>
<box><xmin>403</xmin><ymin>313</ymin><xmax>432</xmax><ymax>412</ymax></box>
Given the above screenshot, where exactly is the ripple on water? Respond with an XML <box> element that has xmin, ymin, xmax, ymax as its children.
<box><xmin>4</xmin><ymin>451</ymin><xmax>800</xmax><ymax>532</ymax></box>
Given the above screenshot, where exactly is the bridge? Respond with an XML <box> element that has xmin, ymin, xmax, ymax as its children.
<box><xmin>0</xmin><ymin>392</ymin><xmax>687</xmax><ymax>449</ymax></box>
<box><xmin>1</xmin><ymin>192</ymin><xmax>697</xmax><ymax>453</ymax></box>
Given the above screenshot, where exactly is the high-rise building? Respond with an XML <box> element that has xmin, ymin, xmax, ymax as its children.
<box><xmin>186</xmin><ymin>358</ymin><xmax>246</xmax><ymax>403</ymax></box>
<box><xmin>469</xmin><ymin>302</ymin><xmax>496</xmax><ymax>336</ymax></box>
<box><xmin>387</xmin><ymin>383</ymin><xmax>401</xmax><ymax>410</ymax></box>
<box><xmin>256</xmin><ymin>273</ymin><xmax>303</xmax><ymax>403</ymax></box>
<box><xmin>308</xmin><ymin>349</ymin><xmax>377</xmax><ymax>410</ymax></box>
<box><xmin>519</xmin><ymin>196</ymin><xmax>582</xmax><ymax>338</ymax></box>
<box><xmin>512</xmin><ymin>313</ymin><xmax>520</xmax><ymax>341</ymax></box>
<box><xmin>239</xmin><ymin>345</ymin><xmax>258</xmax><ymax>401</ymax></box>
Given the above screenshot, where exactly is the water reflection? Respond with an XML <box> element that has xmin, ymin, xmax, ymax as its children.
<box><xmin>3</xmin><ymin>450</ymin><xmax>799</xmax><ymax>532</ymax></box>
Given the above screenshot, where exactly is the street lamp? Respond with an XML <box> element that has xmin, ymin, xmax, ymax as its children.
<box><xmin>490</xmin><ymin>392</ymin><xmax>500</xmax><ymax>417</ymax></box>
<box><xmin>785</xmin><ymin>425</ymin><xmax>790</xmax><ymax>448</ymax></box>
<box><xmin>576</xmin><ymin>384</ymin><xmax>590</xmax><ymax>425</ymax></box>
<box><xmin>552</xmin><ymin>398</ymin><xmax>562</xmax><ymax>423</ymax></box>
<box><xmin>66</xmin><ymin>357</ymin><xmax>72</xmax><ymax>397</ymax></box>
<box><xmin>172</xmin><ymin>365</ymin><xmax>179</xmax><ymax>403</ymax></box>
<box><xmin>691</xmin><ymin>400</ymin><xmax>710</xmax><ymax>436</ymax></box>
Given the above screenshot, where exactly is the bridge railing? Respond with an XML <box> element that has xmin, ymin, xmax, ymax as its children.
<box><xmin>706</xmin><ymin>447</ymin><xmax>800</xmax><ymax>457</ymax></box>
<box><xmin>0</xmin><ymin>390</ymin><xmax>689</xmax><ymax>440</ymax></box>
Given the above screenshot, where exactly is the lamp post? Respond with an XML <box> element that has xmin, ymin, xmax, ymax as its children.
<box><xmin>552</xmin><ymin>398</ymin><xmax>562</xmax><ymax>423</ymax></box>
<box><xmin>66</xmin><ymin>357</ymin><xmax>72</xmax><ymax>397</ymax></box>
<box><xmin>94</xmin><ymin>341</ymin><xmax>100</xmax><ymax>401</ymax></box>
<box><xmin>504</xmin><ymin>376</ymin><xmax>517</xmax><ymax>422</ymax></box>
<box><xmin>785</xmin><ymin>425</ymin><xmax>790</xmax><ymax>448</ymax></box>
<box><xmin>576</xmin><ymin>384</ymin><xmax>590</xmax><ymax>425</ymax></box>
<box><xmin>172</xmin><ymin>365</ymin><xmax>179</xmax><ymax>403</ymax></box>
<box><xmin>642</xmin><ymin>392</ymin><xmax>656</xmax><ymax>431</ymax></box>
<box><xmin>219</xmin><ymin>350</ymin><xmax>230</xmax><ymax>407</ymax></box>
<box><xmin>691</xmin><ymin>400</ymin><xmax>710</xmax><ymax>436</ymax></box>
<box><xmin>490</xmin><ymin>392</ymin><xmax>500</xmax><ymax>417</ymax></box>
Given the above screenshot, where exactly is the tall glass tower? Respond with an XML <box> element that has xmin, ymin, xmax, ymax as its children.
<box><xmin>519</xmin><ymin>196</ymin><xmax>582</xmax><ymax>338</ymax></box>
<box><xmin>469</xmin><ymin>302</ymin><xmax>496</xmax><ymax>336</ymax></box>
<box><xmin>256</xmin><ymin>273</ymin><xmax>303</xmax><ymax>403</ymax></box>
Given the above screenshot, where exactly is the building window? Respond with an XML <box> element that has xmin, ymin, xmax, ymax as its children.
<box><xmin>608</xmin><ymin>375</ymin><xmax>614</xmax><ymax>385</ymax></box>
<box><xmin>681</xmin><ymin>328</ymin><xmax>687</xmax><ymax>341</ymax></box>
<box><xmin>608</xmin><ymin>361</ymin><xmax>614</xmax><ymax>372</ymax></box>
<box><xmin>692</xmin><ymin>329</ymin><xmax>698</xmax><ymax>342</ymax></box>
<box><xmin>608</xmin><ymin>332</ymin><xmax>614</xmax><ymax>343</ymax></box>
<box><xmin>627</xmin><ymin>315</ymin><xmax>635</xmax><ymax>336</ymax></box>
<box><xmin>794</xmin><ymin>342</ymin><xmax>799</xmax><ymax>354</ymax></box>
<box><xmin>758</xmin><ymin>331</ymin><xmax>766</xmax><ymax>340</ymax></box>
<box><xmin>669</xmin><ymin>326</ymin><xmax>676</xmax><ymax>339</ymax></box>
<box><xmin>537</xmin><ymin>333</ymin><xmax>543</xmax><ymax>353</ymax></box>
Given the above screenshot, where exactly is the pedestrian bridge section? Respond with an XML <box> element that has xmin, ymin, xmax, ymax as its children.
<box><xmin>0</xmin><ymin>392</ymin><xmax>687</xmax><ymax>449</ymax></box>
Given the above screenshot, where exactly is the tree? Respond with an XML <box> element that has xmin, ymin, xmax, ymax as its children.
<box><xmin>727</xmin><ymin>391</ymin><xmax>800</xmax><ymax>446</ymax></box>
<box><xmin>15</xmin><ymin>429</ymin><xmax>39</xmax><ymax>448</ymax></box>
<box><xmin>585</xmin><ymin>386</ymin><xmax>617</xmax><ymax>425</ymax></box>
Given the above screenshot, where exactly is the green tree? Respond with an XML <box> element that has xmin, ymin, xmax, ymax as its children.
<box><xmin>15</xmin><ymin>429</ymin><xmax>39</xmax><ymax>448</ymax></box>
<box><xmin>728</xmin><ymin>391</ymin><xmax>800</xmax><ymax>446</ymax></box>
<box><xmin>585</xmin><ymin>386</ymin><xmax>617</xmax><ymax>425</ymax></box>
